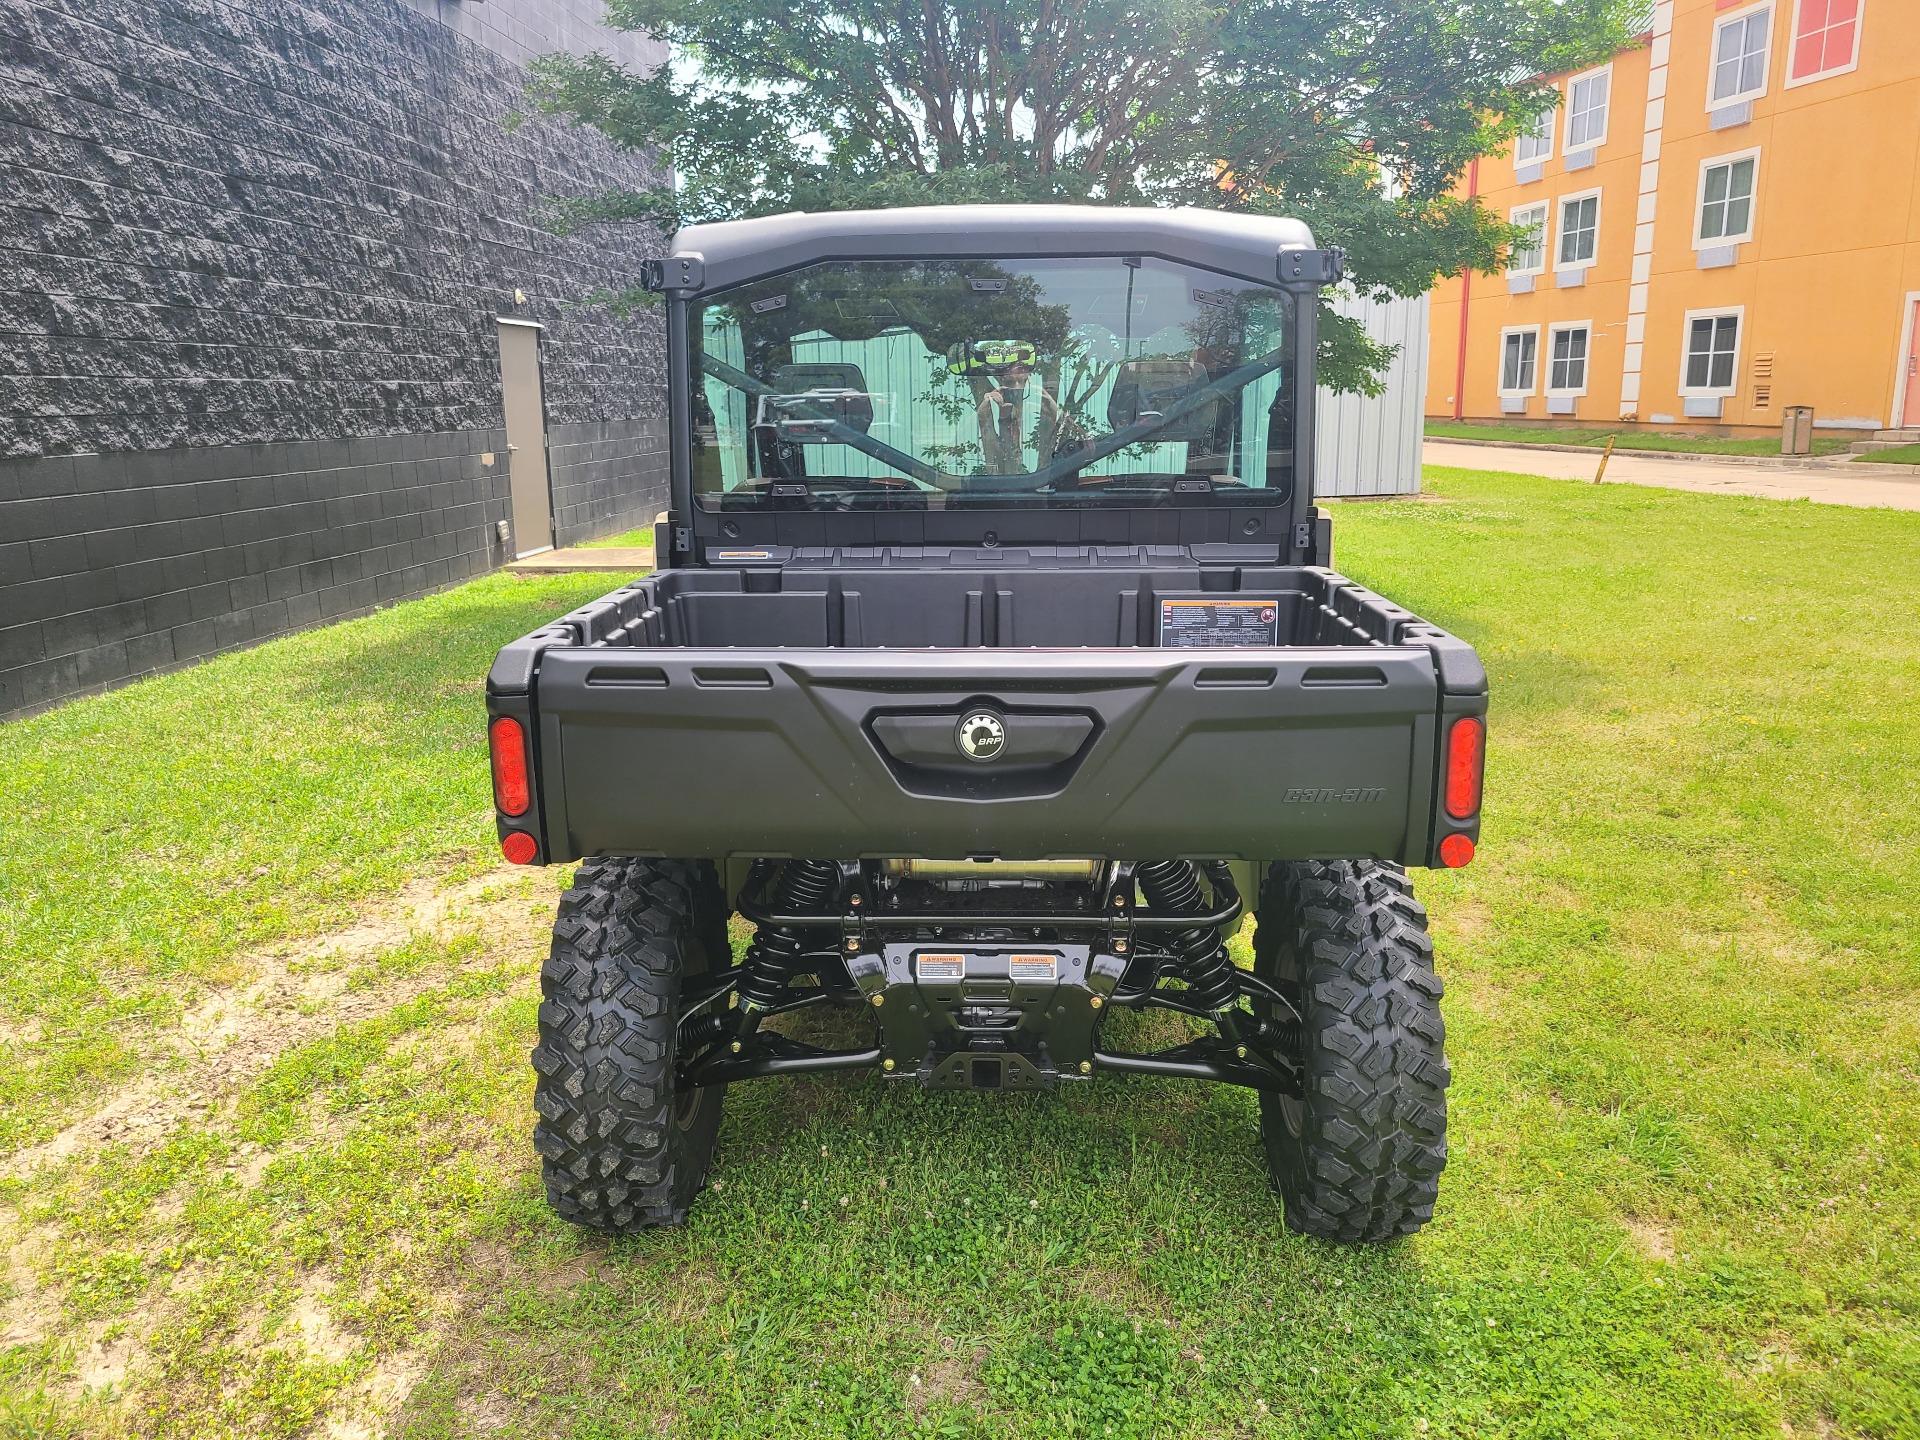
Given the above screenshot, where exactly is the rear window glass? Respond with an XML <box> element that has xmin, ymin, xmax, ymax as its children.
<box><xmin>689</xmin><ymin>257</ymin><xmax>1297</xmax><ymax>511</ymax></box>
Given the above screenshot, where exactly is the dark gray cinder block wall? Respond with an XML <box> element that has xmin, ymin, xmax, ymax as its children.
<box><xmin>0</xmin><ymin>0</ymin><xmax>671</xmax><ymax>716</ymax></box>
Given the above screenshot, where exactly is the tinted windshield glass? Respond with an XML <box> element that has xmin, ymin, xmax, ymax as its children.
<box><xmin>690</xmin><ymin>257</ymin><xmax>1295</xmax><ymax>510</ymax></box>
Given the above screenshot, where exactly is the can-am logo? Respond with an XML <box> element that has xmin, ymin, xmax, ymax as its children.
<box><xmin>1285</xmin><ymin>787</ymin><xmax>1384</xmax><ymax>803</ymax></box>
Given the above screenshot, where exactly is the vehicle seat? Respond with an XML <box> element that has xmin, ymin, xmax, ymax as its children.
<box><xmin>771</xmin><ymin>362</ymin><xmax>874</xmax><ymax>433</ymax></box>
<box><xmin>1105</xmin><ymin>358</ymin><xmax>1217</xmax><ymax>441</ymax></box>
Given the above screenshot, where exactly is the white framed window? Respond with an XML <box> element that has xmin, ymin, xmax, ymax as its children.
<box><xmin>1499</xmin><ymin>327</ymin><xmax>1541</xmax><ymax>394</ymax></box>
<box><xmin>1681</xmin><ymin>309</ymin><xmax>1744</xmax><ymax>395</ymax></box>
<box><xmin>1548</xmin><ymin>324</ymin><xmax>1592</xmax><ymax>395</ymax></box>
<box><xmin>1711</xmin><ymin>4</ymin><xmax>1773</xmax><ymax>107</ymax></box>
<box><xmin>1696</xmin><ymin>150</ymin><xmax>1760</xmax><ymax>245</ymax></box>
<box><xmin>1508</xmin><ymin>203</ymin><xmax>1550</xmax><ymax>274</ymax></box>
<box><xmin>1564</xmin><ymin>65</ymin><xmax>1611</xmax><ymax>152</ymax></box>
<box><xmin>1786</xmin><ymin>0</ymin><xmax>1862</xmax><ymax>86</ymax></box>
<box><xmin>1515</xmin><ymin>106</ymin><xmax>1556</xmax><ymax>169</ymax></box>
<box><xmin>1557</xmin><ymin>189</ymin><xmax>1602</xmax><ymax>268</ymax></box>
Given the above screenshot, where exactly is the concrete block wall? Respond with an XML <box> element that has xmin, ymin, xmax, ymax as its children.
<box><xmin>549</xmin><ymin>416</ymin><xmax>669</xmax><ymax>545</ymax></box>
<box><xmin>1</xmin><ymin>433</ymin><xmax>517</xmax><ymax>711</ymax></box>
<box><xmin>0</xmin><ymin>0</ymin><xmax>671</xmax><ymax>716</ymax></box>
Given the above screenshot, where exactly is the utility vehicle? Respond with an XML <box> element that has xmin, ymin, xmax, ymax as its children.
<box><xmin>486</xmin><ymin>206</ymin><xmax>1487</xmax><ymax>1242</ymax></box>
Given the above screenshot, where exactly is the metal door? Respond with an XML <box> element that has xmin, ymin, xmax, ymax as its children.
<box><xmin>498</xmin><ymin>320</ymin><xmax>553</xmax><ymax>558</ymax></box>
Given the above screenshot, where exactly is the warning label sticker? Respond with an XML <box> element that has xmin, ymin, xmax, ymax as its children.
<box><xmin>915</xmin><ymin>953</ymin><xmax>965</xmax><ymax>982</ymax></box>
<box><xmin>1158</xmin><ymin>599</ymin><xmax>1280</xmax><ymax>649</ymax></box>
<box><xmin>1007</xmin><ymin>954</ymin><xmax>1060</xmax><ymax>983</ymax></box>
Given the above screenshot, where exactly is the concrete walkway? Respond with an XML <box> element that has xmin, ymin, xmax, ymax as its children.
<box><xmin>505</xmin><ymin>545</ymin><xmax>654</xmax><ymax>574</ymax></box>
<box><xmin>1423</xmin><ymin>438</ymin><xmax>1920</xmax><ymax>511</ymax></box>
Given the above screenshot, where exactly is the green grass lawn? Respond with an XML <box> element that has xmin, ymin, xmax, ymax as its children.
<box><xmin>2</xmin><ymin>471</ymin><xmax>1917</xmax><ymax>1438</ymax></box>
<box><xmin>579</xmin><ymin>524</ymin><xmax>659</xmax><ymax>548</ymax></box>
<box><xmin>1856</xmin><ymin>443</ymin><xmax>1920</xmax><ymax>466</ymax></box>
<box><xmin>0</xmin><ymin>572</ymin><xmax>616</xmax><ymax>1153</ymax></box>
<box><xmin>1426</xmin><ymin>419</ymin><xmax>1855</xmax><ymax>459</ymax></box>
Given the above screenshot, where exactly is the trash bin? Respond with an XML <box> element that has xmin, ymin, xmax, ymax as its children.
<box><xmin>1781</xmin><ymin>405</ymin><xmax>1814</xmax><ymax>456</ymax></box>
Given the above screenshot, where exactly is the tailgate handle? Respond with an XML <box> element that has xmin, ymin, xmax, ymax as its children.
<box><xmin>585</xmin><ymin>664</ymin><xmax>668</xmax><ymax>687</ymax></box>
<box><xmin>1300</xmin><ymin>665</ymin><xmax>1388</xmax><ymax>687</ymax></box>
<box><xmin>1193</xmin><ymin>666</ymin><xmax>1276</xmax><ymax>689</ymax></box>
<box><xmin>872</xmin><ymin>712</ymin><xmax>1094</xmax><ymax>766</ymax></box>
<box><xmin>693</xmin><ymin>666</ymin><xmax>774</xmax><ymax>688</ymax></box>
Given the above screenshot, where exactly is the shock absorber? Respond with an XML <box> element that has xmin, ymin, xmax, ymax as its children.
<box><xmin>1136</xmin><ymin>860</ymin><xmax>1244</xmax><ymax>1036</ymax></box>
<box><xmin>734</xmin><ymin>859</ymin><xmax>839</xmax><ymax>1039</ymax></box>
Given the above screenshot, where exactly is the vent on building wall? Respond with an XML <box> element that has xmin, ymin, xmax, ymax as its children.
<box><xmin>1754</xmin><ymin>384</ymin><xmax>1771</xmax><ymax>408</ymax></box>
<box><xmin>1753</xmin><ymin>351</ymin><xmax>1775</xmax><ymax>379</ymax></box>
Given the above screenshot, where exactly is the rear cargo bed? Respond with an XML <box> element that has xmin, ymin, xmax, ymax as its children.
<box><xmin>488</xmin><ymin>561</ymin><xmax>1485</xmax><ymax>865</ymax></box>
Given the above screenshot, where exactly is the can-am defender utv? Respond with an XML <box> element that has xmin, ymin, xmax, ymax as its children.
<box><xmin>485</xmin><ymin>205</ymin><xmax>1487</xmax><ymax>1242</ymax></box>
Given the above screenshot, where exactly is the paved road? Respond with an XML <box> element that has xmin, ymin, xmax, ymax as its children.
<box><xmin>1423</xmin><ymin>439</ymin><xmax>1920</xmax><ymax>511</ymax></box>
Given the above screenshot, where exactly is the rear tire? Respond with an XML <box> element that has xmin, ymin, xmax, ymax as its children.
<box><xmin>1251</xmin><ymin>860</ymin><xmax>1449</xmax><ymax>1241</ymax></box>
<box><xmin>531</xmin><ymin>857</ymin><xmax>727</xmax><ymax>1233</ymax></box>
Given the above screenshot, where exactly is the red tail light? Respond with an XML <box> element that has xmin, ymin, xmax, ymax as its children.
<box><xmin>1445</xmin><ymin>716</ymin><xmax>1485</xmax><ymax>820</ymax></box>
<box><xmin>489</xmin><ymin>715</ymin><xmax>531</xmax><ymax>817</ymax></box>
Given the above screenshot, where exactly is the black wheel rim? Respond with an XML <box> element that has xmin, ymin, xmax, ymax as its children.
<box><xmin>1254</xmin><ymin>925</ymin><xmax>1309</xmax><ymax>1138</ymax></box>
<box><xmin>673</xmin><ymin>912</ymin><xmax>717</xmax><ymax>1131</ymax></box>
<box><xmin>673</xmin><ymin>1083</ymin><xmax>706</xmax><ymax>1131</ymax></box>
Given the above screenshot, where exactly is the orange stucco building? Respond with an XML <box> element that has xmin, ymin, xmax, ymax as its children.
<box><xmin>1426</xmin><ymin>0</ymin><xmax>1920</xmax><ymax>439</ymax></box>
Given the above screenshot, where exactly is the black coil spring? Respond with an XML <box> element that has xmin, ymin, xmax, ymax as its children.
<box><xmin>775</xmin><ymin>858</ymin><xmax>838</xmax><ymax>913</ymax></box>
<box><xmin>737</xmin><ymin>859</ymin><xmax>838</xmax><ymax>1010</ymax></box>
<box><xmin>1137</xmin><ymin>860</ymin><xmax>1240</xmax><ymax>1014</ymax></box>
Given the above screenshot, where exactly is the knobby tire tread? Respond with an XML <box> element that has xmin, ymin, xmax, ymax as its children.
<box><xmin>1253</xmin><ymin>859</ymin><xmax>1449</xmax><ymax>1242</ymax></box>
<box><xmin>531</xmin><ymin>857</ymin><xmax>723</xmax><ymax>1233</ymax></box>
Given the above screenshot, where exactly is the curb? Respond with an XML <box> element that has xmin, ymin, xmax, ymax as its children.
<box><xmin>1423</xmin><ymin>436</ymin><xmax>1920</xmax><ymax>477</ymax></box>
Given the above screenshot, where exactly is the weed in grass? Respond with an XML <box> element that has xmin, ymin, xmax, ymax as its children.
<box><xmin>985</xmin><ymin>1315</ymin><xmax>1176</xmax><ymax>1438</ymax></box>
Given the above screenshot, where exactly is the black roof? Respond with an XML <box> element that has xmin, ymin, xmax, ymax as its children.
<box><xmin>665</xmin><ymin>204</ymin><xmax>1318</xmax><ymax>295</ymax></box>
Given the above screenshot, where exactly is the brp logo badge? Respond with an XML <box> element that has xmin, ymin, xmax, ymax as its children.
<box><xmin>956</xmin><ymin>711</ymin><xmax>1006</xmax><ymax>762</ymax></box>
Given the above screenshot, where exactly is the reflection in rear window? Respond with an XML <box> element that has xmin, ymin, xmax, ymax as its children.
<box><xmin>689</xmin><ymin>257</ymin><xmax>1296</xmax><ymax>511</ymax></box>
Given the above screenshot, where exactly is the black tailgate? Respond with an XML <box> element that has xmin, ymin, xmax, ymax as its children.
<box><xmin>529</xmin><ymin>646</ymin><xmax>1443</xmax><ymax>863</ymax></box>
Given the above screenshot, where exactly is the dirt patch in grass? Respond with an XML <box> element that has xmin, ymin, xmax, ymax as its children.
<box><xmin>1065</xmin><ymin>1263</ymin><xmax>1176</xmax><ymax>1322</ymax></box>
<box><xmin>0</xmin><ymin>1223</ymin><xmax>61</xmax><ymax>1350</ymax></box>
<box><xmin>399</xmin><ymin>1320</ymin><xmax>601</xmax><ymax>1436</ymax></box>
<box><xmin>72</xmin><ymin>1323</ymin><xmax>138</xmax><ymax>1393</ymax></box>
<box><xmin>453</xmin><ymin>1391</ymin><xmax>520</xmax><ymax>1433</ymax></box>
<box><xmin>1432</xmin><ymin>893</ymin><xmax>1494</xmax><ymax>951</ymax></box>
<box><xmin>2</xmin><ymin>869</ymin><xmax>542</xmax><ymax>1183</ymax></box>
<box><xmin>322</xmin><ymin>1348</ymin><xmax>432</xmax><ymax>1440</ymax></box>
<box><xmin>529</xmin><ymin>1246</ymin><xmax>618</xmax><ymax>1298</ymax></box>
<box><xmin>908</xmin><ymin>1342</ymin><xmax>989</xmax><ymax>1418</ymax></box>
<box><xmin>285</xmin><ymin>1273</ymin><xmax>360</xmax><ymax>1365</ymax></box>
<box><xmin>0</xmin><ymin>1017</ymin><xmax>47</xmax><ymax>1050</ymax></box>
<box><xmin>1625</xmin><ymin>1217</ymin><xmax>1676</xmax><ymax>1263</ymax></box>
<box><xmin>0</xmin><ymin>867</ymin><xmax>562</xmax><ymax>1439</ymax></box>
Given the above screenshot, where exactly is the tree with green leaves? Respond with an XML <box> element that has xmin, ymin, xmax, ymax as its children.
<box><xmin>526</xmin><ymin>0</ymin><xmax>1634</xmax><ymax>391</ymax></box>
